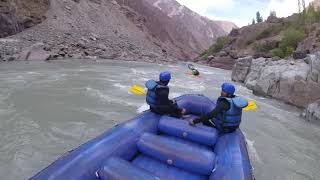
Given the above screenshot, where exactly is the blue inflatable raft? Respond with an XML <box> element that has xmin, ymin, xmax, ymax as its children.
<box><xmin>30</xmin><ymin>95</ymin><xmax>253</xmax><ymax>180</ymax></box>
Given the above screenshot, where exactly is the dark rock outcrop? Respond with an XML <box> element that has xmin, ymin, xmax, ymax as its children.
<box><xmin>0</xmin><ymin>0</ymin><xmax>50</xmax><ymax>38</ymax></box>
<box><xmin>0</xmin><ymin>4</ymin><xmax>21</xmax><ymax>38</ymax></box>
<box><xmin>293</xmin><ymin>50</ymin><xmax>307</xmax><ymax>59</ymax></box>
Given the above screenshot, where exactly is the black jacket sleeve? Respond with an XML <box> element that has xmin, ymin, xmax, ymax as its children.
<box><xmin>155</xmin><ymin>87</ymin><xmax>180</xmax><ymax>110</ymax></box>
<box><xmin>193</xmin><ymin>99</ymin><xmax>230</xmax><ymax>124</ymax></box>
<box><xmin>155</xmin><ymin>87</ymin><xmax>170</xmax><ymax>104</ymax></box>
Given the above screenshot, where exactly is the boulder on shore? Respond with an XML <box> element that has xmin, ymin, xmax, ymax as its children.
<box><xmin>16</xmin><ymin>43</ymin><xmax>50</xmax><ymax>61</ymax></box>
<box><xmin>305</xmin><ymin>100</ymin><xmax>320</xmax><ymax>122</ymax></box>
<box><xmin>231</xmin><ymin>52</ymin><xmax>320</xmax><ymax>108</ymax></box>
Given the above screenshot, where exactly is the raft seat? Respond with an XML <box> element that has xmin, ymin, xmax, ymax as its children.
<box><xmin>97</xmin><ymin>157</ymin><xmax>163</xmax><ymax>180</ymax></box>
<box><xmin>158</xmin><ymin>116</ymin><xmax>218</xmax><ymax>146</ymax></box>
<box><xmin>137</xmin><ymin>133</ymin><xmax>216</xmax><ymax>175</ymax></box>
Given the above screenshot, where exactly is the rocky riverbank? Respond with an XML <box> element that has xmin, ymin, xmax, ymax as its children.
<box><xmin>232</xmin><ymin>53</ymin><xmax>320</xmax><ymax>122</ymax></box>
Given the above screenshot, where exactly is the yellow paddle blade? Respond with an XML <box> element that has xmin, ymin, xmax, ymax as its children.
<box><xmin>243</xmin><ymin>101</ymin><xmax>257</xmax><ymax>111</ymax></box>
<box><xmin>130</xmin><ymin>85</ymin><xmax>146</xmax><ymax>95</ymax></box>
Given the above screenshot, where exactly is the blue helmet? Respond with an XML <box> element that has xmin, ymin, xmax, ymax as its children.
<box><xmin>159</xmin><ymin>71</ymin><xmax>171</xmax><ymax>81</ymax></box>
<box><xmin>221</xmin><ymin>83</ymin><xmax>236</xmax><ymax>95</ymax></box>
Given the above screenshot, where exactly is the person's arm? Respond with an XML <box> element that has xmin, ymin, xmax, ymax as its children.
<box><xmin>191</xmin><ymin>99</ymin><xmax>230</xmax><ymax>125</ymax></box>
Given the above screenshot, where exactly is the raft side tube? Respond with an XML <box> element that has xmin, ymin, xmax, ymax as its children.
<box><xmin>30</xmin><ymin>112</ymin><xmax>160</xmax><ymax>180</ymax></box>
<box><xmin>210</xmin><ymin>129</ymin><xmax>253</xmax><ymax>180</ymax></box>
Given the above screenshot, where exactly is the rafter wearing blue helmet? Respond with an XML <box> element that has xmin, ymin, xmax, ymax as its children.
<box><xmin>189</xmin><ymin>83</ymin><xmax>248</xmax><ymax>134</ymax></box>
<box><xmin>145</xmin><ymin>71</ymin><xmax>186</xmax><ymax>118</ymax></box>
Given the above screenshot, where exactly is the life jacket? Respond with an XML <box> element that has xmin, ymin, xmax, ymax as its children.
<box><xmin>145</xmin><ymin>80</ymin><xmax>169</xmax><ymax>109</ymax></box>
<box><xmin>213</xmin><ymin>96</ymin><xmax>248</xmax><ymax>133</ymax></box>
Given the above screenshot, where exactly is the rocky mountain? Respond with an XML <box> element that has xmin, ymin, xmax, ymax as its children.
<box><xmin>144</xmin><ymin>0</ymin><xmax>236</xmax><ymax>58</ymax></box>
<box><xmin>113</xmin><ymin>0</ymin><xmax>236</xmax><ymax>59</ymax></box>
<box><xmin>200</xmin><ymin>0</ymin><xmax>320</xmax><ymax>70</ymax></box>
<box><xmin>0</xmin><ymin>0</ymin><xmax>235</xmax><ymax>62</ymax></box>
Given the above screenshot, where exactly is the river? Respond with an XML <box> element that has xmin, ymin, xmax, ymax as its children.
<box><xmin>0</xmin><ymin>60</ymin><xmax>319</xmax><ymax>180</ymax></box>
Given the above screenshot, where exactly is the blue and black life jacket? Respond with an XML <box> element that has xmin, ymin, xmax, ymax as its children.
<box><xmin>145</xmin><ymin>80</ymin><xmax>169</xmax><ymax>109</ymax></box>
<box><xmin>213</xmin><ymin>96</ymin><xmax>248</xmax><ymax>133</ymax></box>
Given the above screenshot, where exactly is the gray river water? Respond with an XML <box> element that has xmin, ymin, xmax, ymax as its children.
<box><xmin>0</xmin><ymin>60</ymin><xmax>319</xmax><ymax>180</ymax></box>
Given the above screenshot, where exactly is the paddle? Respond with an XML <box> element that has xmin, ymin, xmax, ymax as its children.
<box><xmin>129</xmin><ymin>85</ymin><xmax>257</xmax><ymax>111</ymax></box>
<box><xmin>243</xmin><ymin>101</ymin><xmax>257</xmax><ymax>111</ymax></box>
<box><xmin>130</xmin><ymin>84</ymin><xmax>146</xmax><ymax>95</ymax></box>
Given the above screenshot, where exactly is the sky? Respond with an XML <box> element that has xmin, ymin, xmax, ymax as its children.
<box><xmin>176</xmin><ymin>0</ymin><xmax>313</xmax><ymax>27</ymax></box>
